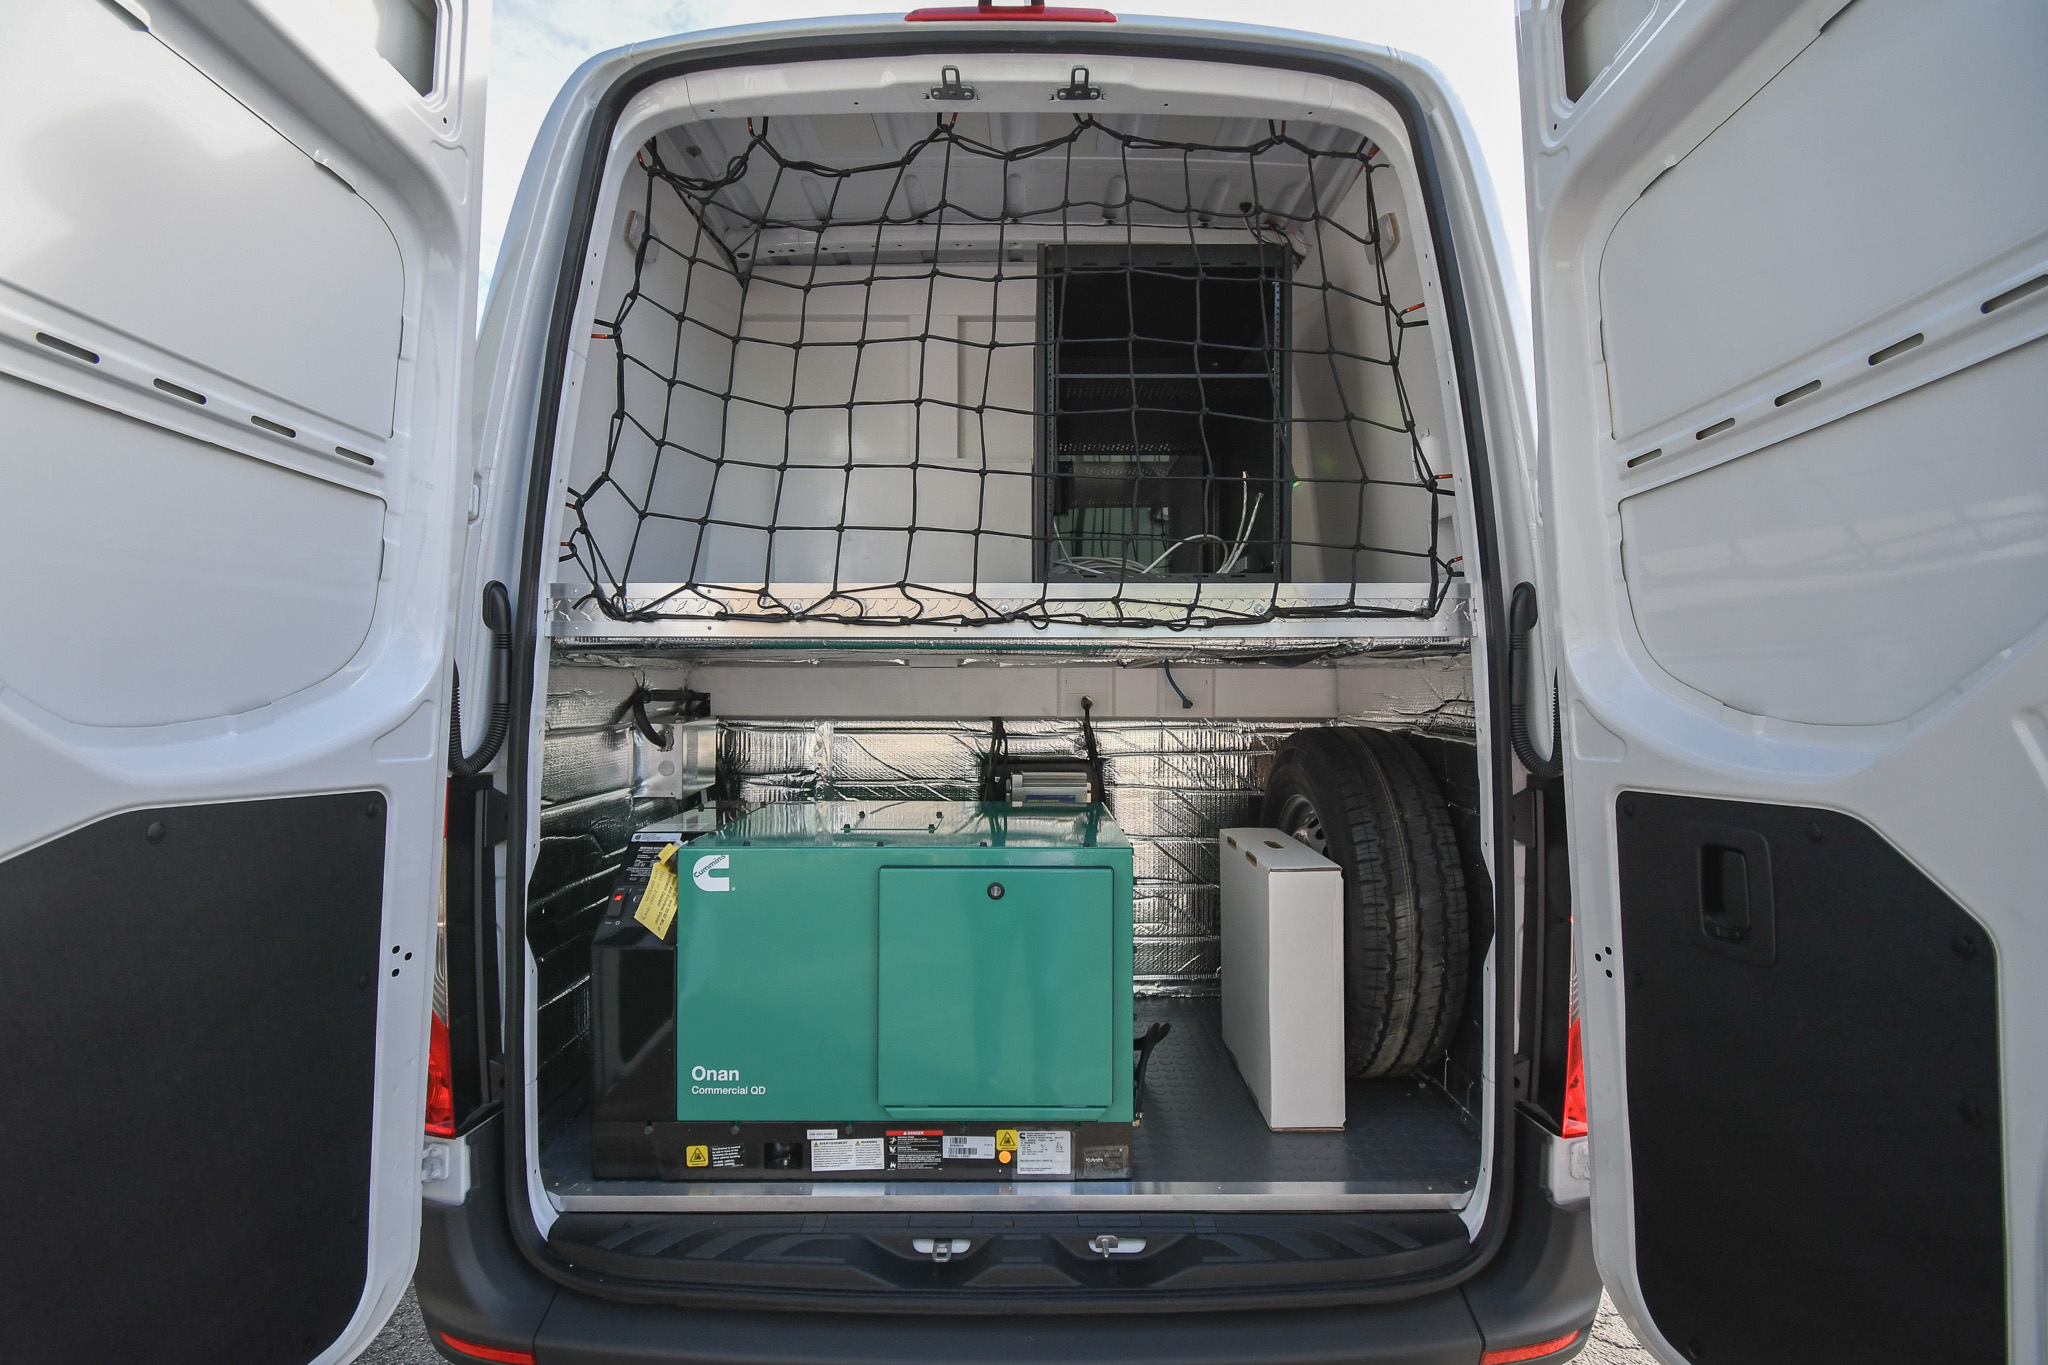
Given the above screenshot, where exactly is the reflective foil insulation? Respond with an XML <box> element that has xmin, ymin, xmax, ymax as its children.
<box><xmin>715</xmin><ymin>707</ymin><xmax>1474</xmax><ymax>994</ymax></box>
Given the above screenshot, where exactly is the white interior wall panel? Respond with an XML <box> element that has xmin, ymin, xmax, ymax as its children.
<box><xmin>0</xmin><ymin>0</ymin><xmax>405</xmax><ymax>435</ymax></box>
<box><xmin>1601</xmin><ymin>0</ymin><xmax>2048</xmax><ymax>725</ymax></box>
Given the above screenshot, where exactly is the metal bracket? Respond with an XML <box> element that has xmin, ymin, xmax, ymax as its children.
<box><xmin>1541</xmin><ymin>1131</ymin><xmax>1591</xmax><ymax>1208</ymax></box>
<box><xmin>929</xmin><ymin>66</ymin><xmax>977</xmax><ymax>101</ymax></box>
<box><xmin>1054</xmin><ymin>66</ymin><xmax>1102</xmax><ymax>101</ymax></box>
<box><xmin>421</xmin><ymin>1136</ymin><xmax>471</xmax><ymax>1207</ymax></box>
<box><xmin>623</xmin><ymin>686</ymin><xmax>710</xmax><ymax>750</ymax></box>
<box><xmin>911</xmin><ymin>1236</ymin><xmax>971</xmax><ymax>1262</ymax></box>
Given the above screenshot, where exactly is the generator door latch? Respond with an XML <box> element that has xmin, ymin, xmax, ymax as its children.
<box><xmin>1054</xmin><ymin>66</ymin><xmax>1102</xmax><ymax>101</ymax></box>
<box><xmin>1087</xmin><ymin>1233</ymin><xmax>1148</xmax><ymax>1257</ymax></box>
<box><xmin>929</xmin><ymin>66</ymin><xmax>977</xmax><ymax>101</ymax></box>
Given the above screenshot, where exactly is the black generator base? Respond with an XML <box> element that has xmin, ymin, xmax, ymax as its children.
<box><xmin>595</xmin><ymin>1120</ymin><xmax>1139</xmax><ymax>1181</ymax></box>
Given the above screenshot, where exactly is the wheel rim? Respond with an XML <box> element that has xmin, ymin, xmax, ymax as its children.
<box><xmin>1276</xmin><ymin>792</ymin><xmax>1328</xmax><ymax>855</ymax></box>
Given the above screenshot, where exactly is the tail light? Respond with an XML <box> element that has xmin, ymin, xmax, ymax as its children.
<box><xmin>425</xmin><ymin>1010</ymin><xmax>455</xmax><ymax>1137</ymax></box>
<box><xmin>1562</xmin><ymin>917</ymin><xmax>1586</xmax><ymax>1137</ymax></box>
<box><xmin>434</xmin><ymin>1331</ymin><xmax>536</xmax><ymax>1364</ymax></box>
<box><xmin>1562</xmin><ymin>1017</ymin><xmax>1587</xmax><ymax>1138</ymax></box>
<box><xmin>1480</xmin><ymin>1328</ymin><xmax>1589</xmax><ymax>1363</ymax></box>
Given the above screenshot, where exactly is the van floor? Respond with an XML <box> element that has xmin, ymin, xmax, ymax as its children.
<box><xmin>540</xmin><ymin>999</ymin><xmax>1477</xmax><ymax>1202</ymax></box>
<box><xmin>1130</xmin><ymin>998</ymin><xmax>1477</xmax><ymax>1189</ymax></box>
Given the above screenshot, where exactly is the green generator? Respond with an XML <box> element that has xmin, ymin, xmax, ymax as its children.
<box><xmin>673</xmin><ymin>800</ymin><xmax>1134</xmax><ymax>1127</ymax></box>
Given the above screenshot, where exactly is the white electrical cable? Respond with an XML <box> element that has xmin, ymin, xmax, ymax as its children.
<box><xmin>1056</xmin><ymin>474</ymin><xmax>1266</xmax><ymax>580</ymax></box>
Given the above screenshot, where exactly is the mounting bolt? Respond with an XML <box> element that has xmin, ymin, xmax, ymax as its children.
<box><xmin>145</xmin><ymin>821</ymin><xmax>166</xmax><ymax>844</ymax></box>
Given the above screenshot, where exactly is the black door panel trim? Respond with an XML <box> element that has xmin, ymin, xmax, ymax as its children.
<box><xmin>0</xmin><ymin>794</ymin><xmax>386</xmax><ymax>1365</ymax></box>
<box><xmin>1616</xmin><ymin>792</ymin><xmax>2005</xmax><ymax>1364</ymax></box>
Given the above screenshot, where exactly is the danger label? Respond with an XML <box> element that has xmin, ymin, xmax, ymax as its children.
<box><xmin>887</xmin><ymin>1133</ymin><xmax>943</xmax><ymax>1171</ymax></box>
<box><xmin>943</xmin><ymin>1135</ymin><xmax>995</xmax><ymax>1161</ymax></box>
<box><xmin>684</xmin><ymin>1144</ymin><xmax>709</xmax><ymax>1168</ymax></box>
<box><xmin>1016</xmin><ymin>1130</ymin><xmax>1072</xmax><ymax>1177</ymax></box>
<box><xmin>810</xmin><ymin>1136</ymin><xmax>885</xmax><ymax>1172</ymax></box>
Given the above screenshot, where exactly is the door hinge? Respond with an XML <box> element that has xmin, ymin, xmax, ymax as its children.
<box><xmin>1511</xmin><ymin>786</ymin><xmax>1541</xmax><ymax>845</ymax></box>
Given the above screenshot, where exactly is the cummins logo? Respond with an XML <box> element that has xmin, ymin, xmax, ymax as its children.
<box><xmin>693</xmin><ymin>853</ymin><xmax>731</xmax><ymax>892</ymax></box>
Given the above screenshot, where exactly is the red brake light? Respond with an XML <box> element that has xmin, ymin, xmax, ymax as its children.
<box><xmin>1479</xmin><ymin>1328</ymin><xmax>1589</xmax><ymax>1364</ymax></box>
<box><xmin>1561</xmin><ymin>1015</ymin><xmax>1587</xmax><ymax>1139</ymax></box>
<box><xmin>907</xmin><ymin>0</ymin><xmax>1116</xmax><ymax>21</ymax></box>
<box><xmin>425</xmin><ymin>1010</ymin><xmax>455</xmax><ymax>1137</ymax></box>
<box><xmin>435</xmin><ymin>1331</ymin><xmax>537</xmax><ymax>1364</ymax></box>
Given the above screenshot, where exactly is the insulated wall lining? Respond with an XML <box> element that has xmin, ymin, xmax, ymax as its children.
<box><xmin>717</xmin><ymin>705</ymin><xmax>1475</xmax><ymax>992</ymax></box>
<box><xmin>532</xmin><ymin>668</ymin><xmax>694</xmax><ymax>1107</ymax></box>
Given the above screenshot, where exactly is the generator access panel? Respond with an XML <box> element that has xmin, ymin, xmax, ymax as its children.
<box><xmin>674</xmin><ymin>801</ymin><xmax>1135</xmax><ymax>1128</ymax></box>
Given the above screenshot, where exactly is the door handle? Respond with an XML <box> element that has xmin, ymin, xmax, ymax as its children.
<box><xmin>1689</xmin><ymin>824</ymin><xmax>1775</xmax><ymax>965</ymax></box>
<box><xmin>1509</xmin><ymin>582</ymin><xmax>1563</xmax><ymax>780</ymax></box>
<box><xmin>449</xmin><ymin>581</ymin><xmax>511</xmax><ymax>776</ymax></box>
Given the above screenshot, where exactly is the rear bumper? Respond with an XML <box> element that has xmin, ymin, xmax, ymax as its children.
<box><xmin>530</xmin><ymin>1292</ymin><xmax>1484</xmax><ymax>1364</ymax></box>
<box><xmin>414</xmin><ymin>1114</ymin><xmax>1598</xmax><ymax>1364</ymax></box>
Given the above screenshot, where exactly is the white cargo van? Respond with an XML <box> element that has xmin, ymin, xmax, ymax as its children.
<box><xmin>1</xmin><ymin>1</ymin><xmax>2040</xmax><ymax>1363</ymax></box>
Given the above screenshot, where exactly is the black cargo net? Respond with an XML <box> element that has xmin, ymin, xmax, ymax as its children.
<box><xmin>566</xmin><ymin>111</ymin><xmax>1454</xmax><ymax>628</ymax></box>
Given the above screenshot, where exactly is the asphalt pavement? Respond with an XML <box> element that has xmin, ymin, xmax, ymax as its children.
<box><xmin>359</xmin><ymin>1284</ymin><xmax>1659</xmax><ymax>1363</ymax></box>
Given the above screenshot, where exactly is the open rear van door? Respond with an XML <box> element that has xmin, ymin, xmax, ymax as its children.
<box><xmin>0</xmin><ymin>1</ymin><xmax>481</xmax><ymax>1360</ymax></box>
<box><xmin>1518</xmin><ymin>0</ymin><xmax>2046</xmax><ymax>1360</ymax></box>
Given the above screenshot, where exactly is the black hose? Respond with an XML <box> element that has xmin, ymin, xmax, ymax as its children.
<box><xmin>621</xmin><ymin>686</ymin><xmax>711</xmax><ymax>749</ymax></box>
<box><xmin>1162</xmin><ymin>660</ymin><xmax>1194</xmax><ymax>709</ymax></box>
<box><xmin>1079</xmin><ymin>695</ymin><xmax>1105</xmax><ymax>803</ymax></box>
<box><xmin>1508</xmin><ymin>581</ymin><xmax>1563</xmax><ymax>781</ymax></box>
<box><xmin>449</xmin><ymin>581</ymin><xmax>512</xmax><ymax>777</ymax></box>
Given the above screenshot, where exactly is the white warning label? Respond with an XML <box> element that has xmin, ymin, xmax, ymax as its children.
<box><xmin>943</xmin><ymin>1135</ymin><xmax>996</xmax><ymax>1161</ymax></box>
<box><xmin>1016</xmin><ymin>1130</ymin><xmax>1073</xmax><ymax>1177</ymax></box>
<box><xmin>809</xmin><ymin>1136</ymin><xmax>885</xmax><ymax>1172</ymax></box>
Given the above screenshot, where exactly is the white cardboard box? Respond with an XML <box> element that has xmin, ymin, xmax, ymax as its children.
<box><xmin>1219</xmin><ymin>828</ymin><xmax>1346</xmax><ymax>1131</ymax></box>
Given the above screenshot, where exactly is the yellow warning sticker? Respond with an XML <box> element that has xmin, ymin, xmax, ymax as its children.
<box><xmin>634</xmin><ymin>843</ymin><xmax>680</xmax><ymax>939</ymax></box>
<box><xmin>995</xmin><ymin>1128</ymin><xmax>1019</xmax><ymax>1152</ymax></box>
<box><xmin>685</xmin><ymin>1144</ymin><xmax>710</xmax><ymax>1168</ymax></box>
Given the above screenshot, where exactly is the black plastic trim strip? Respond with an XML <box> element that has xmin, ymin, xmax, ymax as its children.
<box><xmin>503</xmin><ymin>25</ymin><xmax>1518</xmax><ymax>1315</ymax></box>
<box><xmin>445</xmin><ymin>775</ymin><xmax>508</xmax><ymax>1134</ymax></box>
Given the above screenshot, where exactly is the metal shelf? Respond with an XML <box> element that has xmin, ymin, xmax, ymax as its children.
<box><xmin>547</xmin><ymin>581</ymin><xmax>1470</xmax><ymax>647</ymax></box>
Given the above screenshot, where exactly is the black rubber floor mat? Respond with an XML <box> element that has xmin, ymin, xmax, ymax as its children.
<box><xmin>1130</xmin><ymin>997</ymin><xmax>1477</xmax><ymax>1189</ymax></box>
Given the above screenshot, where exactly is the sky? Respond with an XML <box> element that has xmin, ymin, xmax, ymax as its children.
<box><xmin>476</xmin><ymin>0</ymin><xmax>1527</xmax><ymax>309</ymax></box>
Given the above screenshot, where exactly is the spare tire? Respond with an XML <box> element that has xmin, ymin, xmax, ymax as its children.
<box><xmin>1260</xmin><ymin>728</ymin><xmax>1469</xmax><ymax>1077</ymax></box>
